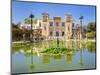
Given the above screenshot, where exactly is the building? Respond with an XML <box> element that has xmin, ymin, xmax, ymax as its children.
<box><xmin>20</xmin><ymin>12</ymin><xmax>82</xmax><ymax>41</ymax></box>
<box><xmin>20</xmin><ymin>20</ymin><xmax>43</xmax><ymax>42</ymax></box>
<box><xmin>39</xmin><ymin>12</ymin><xmax>73</xmax><ymax>40</ymax></box>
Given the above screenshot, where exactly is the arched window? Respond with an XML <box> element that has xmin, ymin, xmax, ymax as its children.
<box><xmin>49</xmin><ymin>22</ymin><xmax>53</xmax><ymax>26</ymax></box>
<box><xmin>56</xmin><ymin>31</ymin><xmax>59</xmax><ymax>36</ymax></box>
<box><xmin>68</xmin><ymin>26</ymin><xmax>70</xmax><ymax>31</ymax></box>
<box><xmin>62</xmin><ymin>31</ymin><xmax>64</xmax><ymax>36</ymax></box>
<box><xmin>62</xmin><ymin>22</ymin><xmax>65</xmax><ymax>26</ymax></box>
<box><xmin>44</xmin><ymin>26</ymin><xmax>46</xmax><ymax>30</ymax></box>
<box><xmin>50</xmin><ymin>31</ymin><xmax>53</xmax><ymax>36</ymax></box>
<box><xmin>56</xmin><ymin>22</ymin><xmax>59</xmax><ymax>26</ymax></box>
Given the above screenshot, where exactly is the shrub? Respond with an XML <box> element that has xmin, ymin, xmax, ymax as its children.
<box><xmin>87</xmin><ymin>31</ymin><xmax>95</xmax><ymax>39</ymax></box>
<box><xmin>41</xmin><ymin>47</ymin><xmax>73</xmax><ymax>54</ymax></box>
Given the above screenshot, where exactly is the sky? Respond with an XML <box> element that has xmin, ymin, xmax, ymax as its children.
<box><xmin>12</xmin><ymin>1</ymin><xmax>96</xmax><ymax>25</ymax></box>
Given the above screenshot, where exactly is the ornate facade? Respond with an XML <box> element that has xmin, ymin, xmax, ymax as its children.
<box><xmin>39</xmin><ymin>12</ymin><xmax>73</xmax><ymax>40</ymax></box>
<box><xmin>20</xmin><ymin>12</ymin><xmax>81</xmax><ymax>41</ymax></box>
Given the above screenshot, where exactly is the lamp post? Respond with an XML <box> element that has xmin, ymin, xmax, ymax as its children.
<box><xmin>30</xmin><ymin>46</ymin><xmax>35</xmax><ymax>71</ymax></box>
<box><xmin>56</xmin><ymin>32</ymin><xmax>59</xmax><ymax>47</ymax></box>
<box><xmin>79</xmin><ymin>16</ymin><xmax>83</xmax><ymax>40</ymax></box>
<box><xmin>57</xmin><ymin>37</ymin><xmax>59</xmax><ymax>47</ymax></box>
<box><xmin>79</xmin><ymin>42</ymin><xmax>84</xmax><ymax>67</ymax></box>
<box><xmin>29</xmin><ymin>14</ymin><xmax>34</xmax><ymax>43</ymax></box>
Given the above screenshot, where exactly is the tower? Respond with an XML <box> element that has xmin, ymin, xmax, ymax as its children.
<box><xmin>65</xmin><ymin>14</ymin><xmax>72</xmax><ymax>40</ymax></box>
<box><xmin>53</xmin><ymin>17</ymin><xmax>61</xmax><ymax>37</ymax></box>
<box><xmin>41</xmin><ymin>12</ymin><xmax>49</xmax><ymax>39</ymax></box>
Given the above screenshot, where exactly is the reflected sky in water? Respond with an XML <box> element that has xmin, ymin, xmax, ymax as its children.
<box><xmin>11</xmin><ymin>41</ymin><xmax>96</xmax><ymax>74</ymax></box>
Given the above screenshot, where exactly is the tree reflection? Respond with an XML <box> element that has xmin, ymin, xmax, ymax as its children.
<box><xmin>42</xmin><ymin>55</ymin><xmax>50</xmax><ymax>64</ymax></box>
<box><xmin>12</xmin><ymin>43</ymin><xmax>23</xmax><ymax>54</ymax></box>
<box><xmin>65</xmin><ymin>54</ymin><xmax>72</xmax><ymax>63</ymax></box>
<box><xmin>12</xmin><ymin>46</ymin><xmax>21</xmax><ymax>54</ymax></box>
<box><xmin>53</xmin><ymin>55</ymin><xmax>62</xmax><ymax>61</ymax></box>
<box><xmin>86</xmin><ymin>42</ymin><xmax>96</xmax><ymax>53</ymax></box>
<box><xmin>12</xmin><ymin>43</ymin><xmax>32</xmax><ymax>54</ymax></box>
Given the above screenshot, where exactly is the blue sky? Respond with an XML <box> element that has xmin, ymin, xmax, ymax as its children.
<box><xmin>12</xmin><ymin>1</ymin><xmax>96</xmax><ymax>25</ymax></box>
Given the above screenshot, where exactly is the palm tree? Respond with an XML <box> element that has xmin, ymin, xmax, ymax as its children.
<box><xmin>24</xmin><ymin>18</ymin><xmax>37</xmax><ymax>25</ymax></box>
<box><xmin>24</xmin><ymin>16</ymin><xmax>37</xmax><ymax>42</ymax></box>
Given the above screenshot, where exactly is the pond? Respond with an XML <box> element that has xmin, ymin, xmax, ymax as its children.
<box><xmin>11</xmin><ymin>40</ymin><xmax>96</xmax><ymax>74</ymax></box>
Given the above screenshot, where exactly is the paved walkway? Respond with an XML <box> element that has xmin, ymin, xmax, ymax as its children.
<box><xmin>12</xmin><ymin>41</ymin><xmax>30</xmax><ymax>43</ymax></box>
<box><xmin>12</xmin><ymin>39</ymin><xmax>96</xmax><ymax>44</ymax></box>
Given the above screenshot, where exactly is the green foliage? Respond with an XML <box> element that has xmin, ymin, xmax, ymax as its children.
<box><xmin>24</xmin><ymin>18</ymin><xmax>31</xmax><ymax>24</ymax></box>
<box><xmin>12</xmin><ymin>28</ymin><xmax>24</xmax><ymax>41</ymax></box>
<box><xmin>41</xmin><ymin>47</ymin><xmax>73</xmax><ymax>54</ymax></box>
<box><xmin>86</xmin><ymin>42</ymin><xmax>96</xmax><ymax>53</ymax></box>
<box><xmin>12</xmin><ymin>23</ymin><xmax>19</xmax><ymax>28</ymax></box>
<box><xmin>87</xmin><ymin>22</ymin><xmax>96</xmax><ymax>31</ymax></box>
<box><xmin>86</xmin><ymin>22</ymin><xmax>96</xmax><ymax>39</ymax></box>
<box><xmin>12</xmin><ymin>23</ymin><xmax>23</xmax><ymax>41</ymax></box>
<box><xmin>24</xmin><ymin>18</ymin><xmax>37</xmax><ymax>25</ymax></box>
<box><xmin>86</xmin><ymin>31</ymin><xmax>95</xmax><ymax>39</ymax></box>
<box><xmin>12</xmin><ymin>22</ymin><xmax>31</xmax><ymax>41</ymax></box>
<box><xmin>12</xmin><ymin>43</ymin><xmax>34</xmax><ymax>54</ymax></box>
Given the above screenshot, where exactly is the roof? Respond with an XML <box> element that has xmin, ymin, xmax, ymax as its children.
<box><xmin>42</xmin><ymin>12</ymin><xmax>49</xmax><ymax>15</ymax></box>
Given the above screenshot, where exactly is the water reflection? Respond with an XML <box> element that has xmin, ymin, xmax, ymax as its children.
<box><xmin>87</xmin><ymin>42</ymin><xmax>96</xmax><ymax>53</ymax></box>
<box><xmin>76</xmin><ymin>41</ymin><xmax>84</xmax><ymax>67</ymax></box>
<box><xmin>65</xmin><ymin>41</ymin><xmax>73</xmax><ymax>49</ymax></box>
<box><xmin>41</xmin><ymin>55</ymin><xmax>50</xmax><ymax>64</ymax></box>
<box><xmin>79</xmin><ymin>49</ymin><xmax>84</xmax><ymax>67</ymax></box>
<box><xmin>29</xmin><ymin>45</ymin><xmax>35</xmax><ymax>72</ymax></box>
<box><xmin>12</xmin><ymin>41</ymin><xmax>96</xmax><ymax>60</ymax></box>
<box><xmin>53</xmin><ymin>55</ymin><xmax>62</xmax><ymax>61</ymax></box>
<box><xmin>65</xmin><ymin>54</ymin><xmax>72</xmax><ymax>63</ymax></box>
<box><xmin>12</xmin><ymin>40</ymin><xmax>96</xmax><ymax>73</ymax></box>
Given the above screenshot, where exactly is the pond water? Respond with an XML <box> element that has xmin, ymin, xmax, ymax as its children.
<box><xmin>11</xmin><ymin>40</ymin><xmax>96</xmax><ymax>74</ymax></box>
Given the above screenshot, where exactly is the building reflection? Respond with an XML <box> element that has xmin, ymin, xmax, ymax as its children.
<box><xmin>65</xmin><ymin>40</ymin><xmax>73</xmax><ymax>49</ymax></box>
<box><xmin>12</xmin><ymin>40</ymin><xmax>96</xmax><ymax>69</ymax></box>
<box><xmin>65</xmin><ymin>54</ymin><xmax>72</xmax><ymax>63</ymax></box>
<box><xmin>42</xmin><ymin>40</ymin><xmax>49</xmax><ymax>49</ymax></box>
<box><xmin>41</xmin><ymin>55</ymin><xmax>50</xmax><ymax>64</ymax></box>
<box><xmin>77</xmin><ymin>41</ymin><xmax>82</xmax><ymax>50</ymax></box>
<box><xmin>53</xmin><ymin>55</ymin><xmax>62</xmax><ymax>61</ymax></box>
